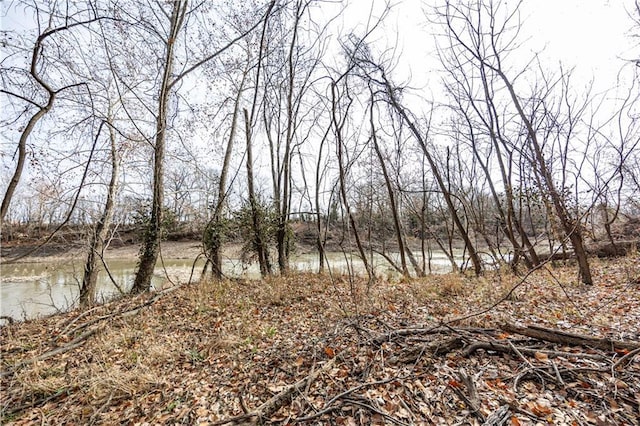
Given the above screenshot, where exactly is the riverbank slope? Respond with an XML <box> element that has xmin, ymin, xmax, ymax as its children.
<box><xmin>2</xmin><ymin>256</ymin><xmax>639</xmax><ymax>424</ymax></box>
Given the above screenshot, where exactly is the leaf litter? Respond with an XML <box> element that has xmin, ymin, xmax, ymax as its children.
<box><xmin>1</xmin><ymin>255</ymin><xmax>639</xmax><ymax>425</ymax></box>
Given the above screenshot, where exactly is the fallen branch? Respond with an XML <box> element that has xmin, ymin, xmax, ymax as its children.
<box><xmin>2</xmin><ymin>387</ymin><xmax>73</xmax><ymax>419</ymax></box>
<box><xmin>294</xmin><ymin>377</ymin><xmax>397</xmax><ymax>423</ymax></box>
<box><xmin>66</xmin><ymin>285</ymin><xmax>181</xmax><ymax>336</ymax></box>
<box><xmin>2</xmin><ymin>286</ymin><xmax>182</xmax><ymax>378</ymax></box>
<box><xmin>373</xmin><ymin>326</ymin><xmax>495</xmax><ymax>345</ymax></box>
<box><xmin>213</xmin><ymin>357</ymin><xmax>336</xmax><ymax>425</ymax></box>
<box><xmin>451</xmin><ymin>368</ymin><xmax>485</xmax><ymax>423</ymax></box>
<box><xmin>482</xmin><ymin>405</ymin><xmax>510</xmax><ymax>426</ymax></box>
<box><xmin>342</xmin><ymin>396</ymin><xmax>411</xmax><ymax>426</ymax></box>
<box><xmin>501</xmin><ymin>323</ymin><xmax>640</xmax><ymax>352</ymax></box>
<box><xmin>462</xmin><ymin>340</ymin><xmax>607</xmax><ymax>360</ymax></box>
<box><xmin>1</xmin><ymin>327</ymin><xmax>100</xmax><ymax>377</ymax></box>
<box><xmin>389</xmin><ymin>337</ymin><xmax>464</xmax><ymax>363</ymax></box>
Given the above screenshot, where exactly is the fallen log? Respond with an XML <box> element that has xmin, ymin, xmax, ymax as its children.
<box><xmin>589</xmin><ymin>240</ymin><xmax>639</xmax><ymax>258</ymax></box>
<box><xmin>501</xmin><ymin>323</ymin><xmax>640</xmax><ymax>352</ymax></box>
<box><xmin>372</xmin><ymin>327</ymin><xmax>496</xmax><ymax>345</ymax></box>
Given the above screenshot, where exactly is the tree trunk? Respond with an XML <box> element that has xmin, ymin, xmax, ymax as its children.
<box><xmin>369</xmin><ymin>99</ymin><xmax>409</xmax><ymax>277</ymax></box>
<box><xmin>131</xmin><ymin>0</ymin><xmax>187</xmax><ymax>294</ymax></box>
<box><xmin>382</xmin><ymin>76</ymin><xmax>483</xmax><ymax>275</ymax></box>
<box><xmin>244</xmin><ymin>109</ymin><xmax>272</xmax><ymax>277</ymax></box>
<box><xmin>314</xmin><ymin>128</ymin><xmax>331</xmax><ymax>273</ymax></box>
<box><xmin>80</xmin><ymin>120</ymin><xmax>119</xmax><ymax>307</ymax></box>
<box><xmin>203</xmin><ymin>69</ymin><xmax>248</xmax><ymax>280</ymax></box>
<box><xmin>492</xmin><ymin>66</ymin><xmax>593</xmax><ymax>285</ymax></box>
<box><xmin>332</xmin><ymin>82</ymin><xmax>374</xmax><ymax>281</ymax></box>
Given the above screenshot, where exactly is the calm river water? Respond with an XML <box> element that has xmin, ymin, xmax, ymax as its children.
<box><xmin>1</xmin><ymin>251</ymin><xmax>456</xmax><ymax>321</ymax></box>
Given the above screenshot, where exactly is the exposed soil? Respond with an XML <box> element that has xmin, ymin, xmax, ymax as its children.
<box><xmin>1</xmin><ymin>256</ymin><xmax>639</xmax><ymax>425</ymax></box>
<box><xmin>1</xmin><ymin>240</ymin><xmax>227</xmax><ymax>265</ymax></box>
<box><xmin>0</xmin><ymin>221</ymin><xmax>326</xmax><ymax>264</ymax></box>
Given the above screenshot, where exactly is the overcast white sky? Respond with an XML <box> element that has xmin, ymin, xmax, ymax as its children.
<box><xmin>1</xmin><ymin>0</ymin><xmax>637</xmax><ymax>198</ymax></box>
<box><xmin>2</xmin><ymin>0</ymin><xmax>635</xmax><ymax>87</ymax></box>
<box><xmin>336</xmin><ymin>0</ymin><xmax>637</xmax><ymax>92</ymax></box>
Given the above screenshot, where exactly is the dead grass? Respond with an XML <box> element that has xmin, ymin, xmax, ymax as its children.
<box><xmin>1</xmin><ymin>256</ymin><xmax>639</xmax><ymax>424</ymax></box>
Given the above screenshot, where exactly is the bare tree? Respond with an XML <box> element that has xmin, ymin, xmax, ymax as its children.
<box><xmin>0</xmin><ymin>3</ymin><xmax>107</xmax><ymax>228</ymax></box>
<box><xmin>434</xmin><ymin>0</ymin><xmax>596</xmax><ymax>283</ymax></box>
<box><xmin>330</xmin><ymin>76</ymin><xmax>375</xmax><ymax>281</ymax></box>
<box><xmin>202</xmin><ymin>62</ymin><xmax>250</xmax><ymax>279</ymax></box>
<box><xmin>129</xmin><ymin>0</ymin><xmax>275</xmax><ymax>293</ymax></box>
<box><xmin>129</xmin><ymin>0</ymin><xmax>188</xmax><ymax>293</ymax></box>
<box><xmin>368</xmin><ymin>92</ymin><xmax>409</xmax><ymax>276</ymax></box>
<box><xmin>80</xmin><ymin>117</ymin><xmax>120</xmax><ymax>307</ymax></box>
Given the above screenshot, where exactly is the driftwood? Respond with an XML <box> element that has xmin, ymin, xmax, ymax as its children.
<box><xmin>501</xmin><ymin>323</ymin><xmax>640</xmax><ymax>352</ymax></box>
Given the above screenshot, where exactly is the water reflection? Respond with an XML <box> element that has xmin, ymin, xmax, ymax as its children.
<box><xmin>1</xmin><ymin>251</ymin><xmax>457</xmax><ymax>321</ymax></box>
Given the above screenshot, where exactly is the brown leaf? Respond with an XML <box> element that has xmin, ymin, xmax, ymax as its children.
<box><xmin>448</xmin><ymin>379</ymin><xmax>462</xmax><ymax>388</ymax></box>
<box><xmin>534</xmin><ymin>351</ymin><xmax>549</xmax><ymax>362</ymax></box>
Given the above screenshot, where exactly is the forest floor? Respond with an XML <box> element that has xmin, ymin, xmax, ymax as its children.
<box><xmin>1</xmin><ymin>256</ymin><xmax>639</xmax><ymax>425</ymax></box>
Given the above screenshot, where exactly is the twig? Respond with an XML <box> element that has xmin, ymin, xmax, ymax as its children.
<box><xmin>448</xmin><ymin>377</ymin><xmax>485</xmax><ymax>423</ymax></box>
<box><xmin>1</xmin><ymin>327</ymin><xmax>100</xmax><ymax>377</ymax></box>
<box><xmin>342</xmin><ymin>397</ymin><xmax>411</xmax><ymax>426</ymax></box>
<box><xmin>212</xmin><ymin>358</ymin><xmax>336</xmax><ymax>425</ymax></box>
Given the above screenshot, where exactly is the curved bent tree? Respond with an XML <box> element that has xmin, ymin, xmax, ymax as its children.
<box><xmin>0</xmin><ymin>7</ymin><xmax>105</xmax><ymax>228</ymax></box>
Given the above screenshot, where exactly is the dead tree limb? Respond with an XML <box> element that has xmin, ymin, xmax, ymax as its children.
<box><xmin>462</xmin><ymin>340</ymin><xmax>607</xmax><ymax>360</ymax></box>
<box><xmin>1</xmin><ymin>327</ymin><xmax>100</xmax><ymax>377</ymax></box>
<box><xmin>213</xmin><ymin>358</ymin><xmax>336</xmax><ymax>425</ymax></box>
<box><xmin>501</xmin><ymin>323</ymin><xmax>640</xmax><ymax>352</ymax></box>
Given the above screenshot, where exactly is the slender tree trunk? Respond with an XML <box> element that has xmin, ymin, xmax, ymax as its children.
<box><xmin>331</xmin><ymin>82</ymin><xmax>374</xmax><ymax>281</ymax></box>
<box><xmin>382</xmin><ymin>76</ymin><xmax>483</xmax><ymax>275</ymax></box>
<box><xmin>369</xmin><ymin>99</ymin><xmax>409</xmax><ymax>277</ymax></box>
<box><xmin>1</xmin><ymin>107</ymin><xmax>50</xmax><ymax>229</ymax></box>
<box><xmin>314</xmin><ymin>128</ymin><xmax>331</xmax><ymax>273</ymax></box>
<box><xmin>241</xmin><ymin>1</ymin><xmax>276</xmax><ymax>278</ymax></box>
<box><xmin>244</xmin><ymin>109</ymin><xmax>272</xmax><ymax>277</ymax></box>
<box><xmin>492</xmin><ymin>67</ymin><xmax>593</xmax><ymax>285</ymax></box>
<box><xmin>80</xmin><ymin>121</ymin><xmax>119</xmax><ymax>307</ymax></box>
<box><xmin>477</xmin><ymin>63</ymin><xmax>540</xmax><ymax>268</ymax></box>
<box><xmin>203</xmin><ymin>70</ymin><xmax>248</xmax><ymax>280</ymax></box>
<box><xmin>131</xmin><ymin>0</ymin><xmax>187</xmax><ymax>294</ymax></box>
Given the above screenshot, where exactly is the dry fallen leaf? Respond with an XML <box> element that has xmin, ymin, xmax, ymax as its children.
<box><xmin>534</xmin><ymin>351</ymin><xmax>549</xmax><ymax>362</ymax></box>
